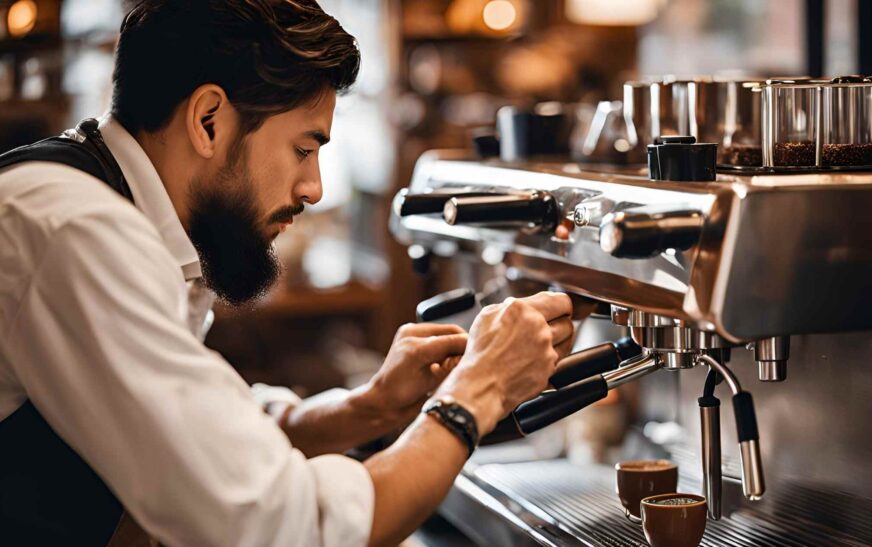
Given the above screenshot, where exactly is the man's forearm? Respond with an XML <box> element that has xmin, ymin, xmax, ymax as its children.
<box><xmin>364</xmin><ymin>414</ymin><xmax>468</xmax><ymax>547</ymax></box>
<box><xmin>277</xmin><ymin>386</ymin><xmax>416</xmax><ymax>457</ymax></box>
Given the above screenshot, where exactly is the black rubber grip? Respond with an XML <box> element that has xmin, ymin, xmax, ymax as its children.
<box><xmin>702</xmin><ymin>368</ymin><xmax>720</xmax><ymax>399</ymax></box>
<box><xmin>549</xmin><ymin>337</ymin><xmax>642</xmax><ymax>389</ymax></box>
<box><xmin>480</xmin><ymin>414</ymin><xmax>524</xmax><ymax>445</ymax></box>
<box><xmin>514</xmin><ymin>376</ymin><xmax>609</xmax><ymax>435</ymax></box>
<box><xmin>416</xmin><ymin>288</ymin><xmax>476</xmax><ymax>322</ymax></box>
<box><xmin>615</xmin><ymin>336</ymin><xmax>643</xmax><ymax>362</ymax></box>
<box><xmin>550</xmin><ymin>343</ymin><xmax>622</xmax><ymax>389</ymax></box>
<box><xmin>444</xmin><ymin>193</ymin><xmax>558</xmax><ymax>230</ymax></box>
<box><xmin>733</xmin><ymin>391</ymin><xmax>759</xmax><ymax>442</ymax></box>
<box><xmin>400</xmin><ymin>191</ymin><xmax>492</xmax><ymax>216</ymax></box>
<box><xmin>698</xmin><ymin>395</ymin><xmax>720</xmax><ymax>408</ymax></box>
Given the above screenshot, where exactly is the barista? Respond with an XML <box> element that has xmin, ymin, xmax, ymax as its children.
<box><xmin>0</xmin><ymin>1</ymin><xmax>574</xmax><ymax>546</ymax></box>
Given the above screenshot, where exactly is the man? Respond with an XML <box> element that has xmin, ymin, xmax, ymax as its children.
<box><xmin>0</xmin><ymin>1</ymin><xmax>574</xmax><ymax>546</ymax></box>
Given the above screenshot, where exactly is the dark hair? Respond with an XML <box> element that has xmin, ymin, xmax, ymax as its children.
<box><xmin>112</xmin><ymin>0</ymin><xmax>360</xmax><ymax>134</ymax></box>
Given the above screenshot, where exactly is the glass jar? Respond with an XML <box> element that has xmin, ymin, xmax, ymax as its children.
<box><xmin>692</xmin><ymin>78</ymin><xmax>763</xmax><ymax>167</ymax></box>
<box><xmin>762</xmin><ymin>79</ymin><xmax>821</xmax><ymax>167</ymax></box>
<box><xmin>821</xmin><ymin>77</ymin><xmax>872</xmax><ymax>167</ymax></box>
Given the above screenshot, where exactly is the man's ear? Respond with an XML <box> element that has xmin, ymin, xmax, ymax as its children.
<box><xmin>185</xmin><ymin>84</ymin><xmax>234</xmax><ymax>159</ymax></box>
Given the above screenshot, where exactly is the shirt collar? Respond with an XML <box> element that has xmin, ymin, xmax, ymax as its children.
<box><xmin>98</xmin><ymin>115</ymin><xmax>202</xmax><ymax>280</ymax></box>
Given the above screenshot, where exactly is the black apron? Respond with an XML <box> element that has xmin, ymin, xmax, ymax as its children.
<box><xmin>0</xmin><ymin>122</ymin><xmax>135</xmax><ymax>546</ymax></box>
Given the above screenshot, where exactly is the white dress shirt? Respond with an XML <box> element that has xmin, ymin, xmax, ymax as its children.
<box><xmin>0</xmin><ymin>116</ymin><xmax>374</xmax><ymax>547</ymax></box>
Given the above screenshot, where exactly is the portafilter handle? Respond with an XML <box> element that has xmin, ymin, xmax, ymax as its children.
<box><xmin>549</xmin><ymin>337</ymin><xmax>642</xmax><ymax>389</ymax></box>
<box><xmin>417</xmin><ymin>287</ymin><xmax>641</xmax><ymax>389</ymax></box>
<box><xmin>483</xmin><ymin>352</ymin><xmax>661</xmax><ymax>443</ymax></box>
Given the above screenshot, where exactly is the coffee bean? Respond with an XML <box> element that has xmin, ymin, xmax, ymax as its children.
<box><xmin>773</xmin><ymin>141</ymin><xmax>816</xmax><ymax>166</ymax></box>
<box><xmin>822</xmin><ymin>143</ymin><xmax>872</xmax><ymax>166</ymax></box>
<box><xmin>719</xmin><ymin>144</ymin><xmax>762</xmax><ymax>167</ymax></box>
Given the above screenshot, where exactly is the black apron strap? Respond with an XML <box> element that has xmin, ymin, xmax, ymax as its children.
<box><xmin>0</xmin><ymin>118</ymin><xmax>134</xmax><ymax>202</ymax></box>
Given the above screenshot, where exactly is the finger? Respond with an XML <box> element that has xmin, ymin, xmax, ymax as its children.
<box><xmin>415</xmin><ymin>333</ymin><xmax>468</xmax><ymax>364</ymax></box>
<box><xmin>442</xmin><ymin>355</ymin><xmax>463</xmax><ymax>371</ymax></box>
<box><xmin>554</xmin><ymin>335</ymin><xmax>574</xmax><ymax>361</ymax></box>
<box><xmin>549</xmin><ymin>316</ymin><xmax>574</xmax><ymax>346</ymax></box>
<box><xmin>429</xmin><ymin>355</ymin><xmax>463</xmax><ymax>377</ymax></box>
<box><xmin>429</xmin><ymin>363</ymin><xmax>449</xmax><ymax>383</ymax></box>
<box><xmin>519</xmin><ymin>292</ymin><xmax>573</xmax><ymax>322</ymax></box>
<box><xmin>397</xmin><ymin>323</ymin><xmax>466</xmax><ymax>339</ymax></box>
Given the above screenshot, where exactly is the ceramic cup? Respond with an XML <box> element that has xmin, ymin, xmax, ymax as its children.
<box><xmin>615</xmin><ymin>460</ymin><xmax>678</xmax><ymax>522</ymax></box>
<box><xmin>641</xmin><ymin>493</ymin><xmax>707</xmax><ymax>547</ymax></box>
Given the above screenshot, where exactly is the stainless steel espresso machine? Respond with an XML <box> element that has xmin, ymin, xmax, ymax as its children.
<box><xmin>391</xmin><ymin>76</ymin><xmax>872</xmax><ymax>546</ymax></box>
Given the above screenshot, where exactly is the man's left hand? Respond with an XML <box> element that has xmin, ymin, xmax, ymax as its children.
<box><xmin>362</xmin><ymin>323</ymin><xmax>468</xmax><ymax>423</ymax></box>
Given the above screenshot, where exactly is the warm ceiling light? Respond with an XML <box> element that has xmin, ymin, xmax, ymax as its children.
<box><xmin>482</xmin><ymin>0</ymin><xmax>517</xmax><ymax>32</ymax></box>
<box><xmin>566</xmin><ymin>0</ymin><xmax>662</xmax><ymax>26</ymax></box>
<box><xmin>8</xmin><ymin>0</ymin><xmax>38</xmax><ymax>38</ymax></box>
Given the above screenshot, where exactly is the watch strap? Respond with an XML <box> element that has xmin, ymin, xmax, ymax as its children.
<box><xmin>422</xmin><ymin>398</ymin><xmax>479</xmax><ymax>458</ymax></box>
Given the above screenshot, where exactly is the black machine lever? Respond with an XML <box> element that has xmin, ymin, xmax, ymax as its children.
<box><xmin>416</xmin><ymin>288</ymin><xmax>477</xmax><ymax>323</ymax></box>
<box><xmin>599</xmin><ymin>206</ymin><xmax>704</xmax><ymax>259</ymax></box>
<box><xmin>395</xmin><ymin>188</ymin><xmax>497</xmax><ymax>217</ymax></box>
<box><xmin>444</xmin><ymin>191</ymin><xmax>559</xmax><ymax>232</ymax></box>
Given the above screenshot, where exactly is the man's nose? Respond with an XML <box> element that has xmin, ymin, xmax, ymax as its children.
<box><xmin>294</xmin><ymin>159</ymin><xmax>323</xmax><ymax>205</ymax></box>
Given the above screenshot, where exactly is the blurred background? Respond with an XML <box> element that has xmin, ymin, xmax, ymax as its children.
<box><xmin>0</xmin><ymin>0</ymin><xmax>861</xmax><ymax>402</ymax></box>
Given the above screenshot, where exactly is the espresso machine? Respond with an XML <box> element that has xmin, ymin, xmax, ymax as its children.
<box><xmin>391</xmin><ymin>76</ymin><xmax>872</xmax><ymax>546</ymax></box>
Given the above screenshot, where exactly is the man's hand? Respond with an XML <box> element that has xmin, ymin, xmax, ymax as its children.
<box><xmin>365</xmin><ymin>291</ymin><xmax>574</xmax><ymax>546</ymax></box>
<box><xmin>433</xmin><ymin>292</ymin><xmax>574</xmax><ymax>434</ymax></box>
<box><xmin>361</xmin><ymin>323</ymin><xmax>468</xmax><ymax>422</ymax></box>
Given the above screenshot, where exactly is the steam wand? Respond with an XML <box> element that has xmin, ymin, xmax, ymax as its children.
<box><xmin>695</xmin><ymin>354</ymin><xmax>765</xmax><ymax>502</ymax></box>
<box><xmin>699</xmin><ymin>367</ymin><xmax>722</xmax><ymax>520</ymax></box>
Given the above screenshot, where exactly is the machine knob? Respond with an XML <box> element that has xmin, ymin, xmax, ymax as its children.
<box><xmin>647</xmin><ymin>135</ymin><xmax>717</xmax><ymax>182</ymax></box>
<box><xmin>443</xmin><ymin>192</ymin><xmax>559</xmax><ymax>231</ymax></box>
<box><xmin>599</xmin><ymin>207</ymin><xmax>704</xmax><ymax>258</ymax></box>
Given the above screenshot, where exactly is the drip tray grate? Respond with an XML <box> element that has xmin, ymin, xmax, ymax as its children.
<box><xmin>467</xmin><ymin>460</ymin><xmax>871</xmax><ymax>546</ymax></box>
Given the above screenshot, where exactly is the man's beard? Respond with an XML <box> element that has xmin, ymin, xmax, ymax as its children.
<box><xmin>187</xmin><ymin>142</ymin><xmax>281</xmax><ymax>306</ymax></box>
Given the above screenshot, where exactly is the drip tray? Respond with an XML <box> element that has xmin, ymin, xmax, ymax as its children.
<box><xmin>439</xmin><ymin>460</ymin><xmax>869</xmax><ymax>547</ymax></box>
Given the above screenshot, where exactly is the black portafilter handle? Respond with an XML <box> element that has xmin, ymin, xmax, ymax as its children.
<box><xmin>443</xmin><ymin>192</ymin><xmax>559</xmax><ymax>231</ymax></box>
<box><xmin>549</xmin><ymin>337</ymin><xmax>641</xmax><ymax>389</ymax></box>
<box><xmin>482</xmin><ymin>339</ymin><xmax>642</xmax><ymax>445</ymax></box>
<box><xmin>483</xmin><ymin>375</ymin><xmax>611</xmax><ymax>444</ymax></box>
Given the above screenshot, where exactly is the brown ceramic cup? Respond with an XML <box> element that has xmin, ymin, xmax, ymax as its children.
<box><xmin>615</xmin><ymin>460</ymin><xmax>678</xmax><ymax>522</ymax></box>
<box><xmin>641</xmin><ymin>493</ymin><xmax>707</xmax><ymax>547</ymax></box>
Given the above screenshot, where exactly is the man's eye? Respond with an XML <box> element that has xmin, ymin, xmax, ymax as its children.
<box><xmin>295</xmin><ymin>147</ymin><xmax>312</xmax><ymax>160</ymax></box>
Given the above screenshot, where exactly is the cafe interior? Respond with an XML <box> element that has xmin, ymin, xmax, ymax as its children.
<box><xmin>1</xmin><ymin>0</ymin><xmax>870</xmax><ymax>545</ymax></box>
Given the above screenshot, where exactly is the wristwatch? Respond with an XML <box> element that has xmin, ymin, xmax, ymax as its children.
<box><xmin>422</xmin><ymin>396</ymin><xmax>480</xmax><ymax>458</ymax></box>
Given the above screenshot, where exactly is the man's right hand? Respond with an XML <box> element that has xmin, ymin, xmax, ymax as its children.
<box><xmin>432</xmin><ymin>291</ymin><xmax>574</xmax><ymax>435</ymax></box>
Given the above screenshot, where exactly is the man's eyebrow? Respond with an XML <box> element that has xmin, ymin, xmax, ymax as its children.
<box><xmin>305</xmin><ymin>130</ymin><xmax>330</xmax><ymax>146</ymax></box>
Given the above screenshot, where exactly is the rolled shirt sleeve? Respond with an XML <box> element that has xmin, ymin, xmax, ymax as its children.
<box><xmin>2</xmin><ymin>203</ymin><xmax>374</xmax><ymax>547</ymax></box>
